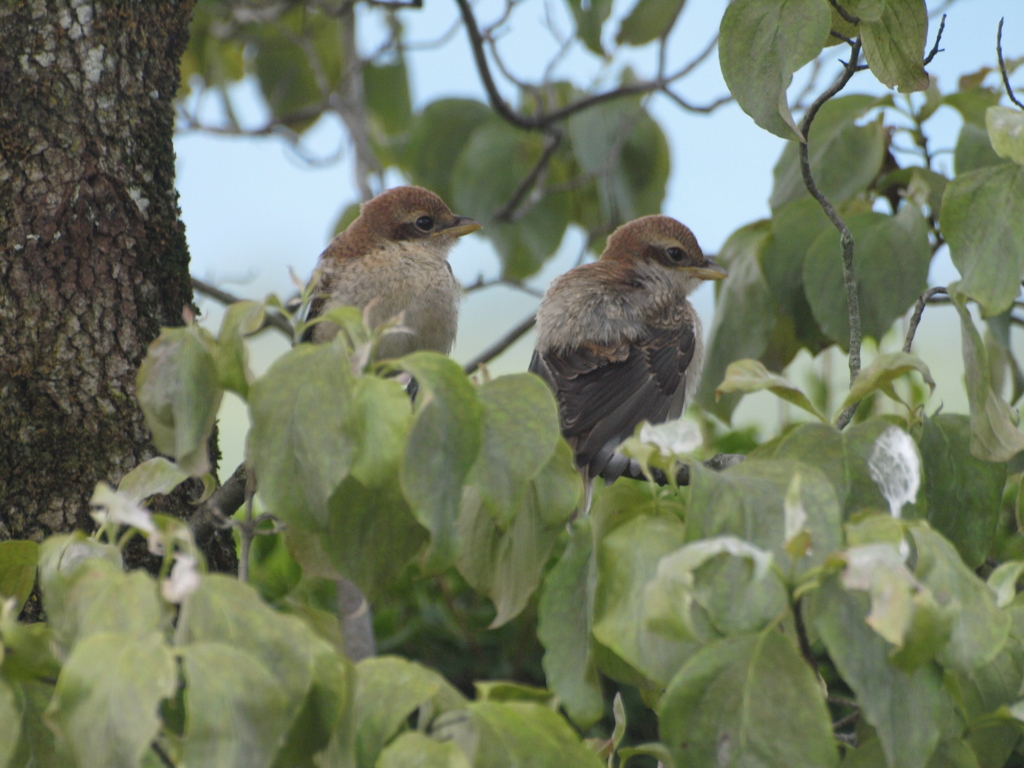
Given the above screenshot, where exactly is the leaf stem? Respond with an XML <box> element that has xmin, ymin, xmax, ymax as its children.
<box><xmin>998</xmin><ymin>19</ymin><xmax>1024</xmax><ymax>110</ymax></box>
<box><xmin>903</xmin><ymin>286</ymin><xmax>948</xmax><ymax>353</ymax></box>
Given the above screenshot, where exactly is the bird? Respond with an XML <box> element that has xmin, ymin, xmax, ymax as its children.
<box><xmin>529</xmin><ymin>215</ymin><xmax>726</xmax><ymax>510</ymax></box>
<box><xmin>302</xmin><ymin>185</ymin><xmax>481</xmax><ymax>359</ymax></box>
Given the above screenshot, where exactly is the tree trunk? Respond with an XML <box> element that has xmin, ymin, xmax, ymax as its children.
<box><xmin>0</xmin><ymin>0</ymin><xmax>236</xmax><ymax>617</ymax></box>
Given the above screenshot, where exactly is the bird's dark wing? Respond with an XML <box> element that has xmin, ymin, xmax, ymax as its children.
<box><xmin>298</xmin><ymin>294</ymin><xmax>327</xmax><ymax>344</ymax></box>
<box><xmin>530</xmin><ymin>322</ymin><xmax>696</xmax><ymax>478</ymax></box>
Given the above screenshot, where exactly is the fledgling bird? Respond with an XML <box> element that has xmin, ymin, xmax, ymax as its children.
<box><xmin>302</xmin><ymin>186</ymin><xmax>481</xmax><ymax>358</ymax></box>
<box><xmin>529</xmin><ymin>215</ymin><xmax>726</xmax><ymax>507</ymax></box>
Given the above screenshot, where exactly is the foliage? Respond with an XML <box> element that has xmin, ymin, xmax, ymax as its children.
<box><xmin>6</xmin><ymin>0</ymin><xmax>1024</xmax><ymax>767</ymax></box>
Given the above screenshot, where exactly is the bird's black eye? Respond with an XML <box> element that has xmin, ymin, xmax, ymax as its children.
<box><xmin>666</xmin><ymin>246</ymin><xmax>685</xmax><ymax>262</ymax></box>
<box><xmin>415</xmin><ymin>216</ymin><xmax>434</xmax><ymax>231</ymax></box>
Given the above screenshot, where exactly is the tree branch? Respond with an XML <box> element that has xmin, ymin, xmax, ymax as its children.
<box><xmin>923</xmin><ymin>14</ymin><xmax>947</xmax><ymax>66</ymax></box>
<box><xmin>798</xmin><ymin>39</ymin><xmax>864</xmax><ymax>430</ymax></box>
<box><xmin>828</xmin><ymin>0</ymin><xmax>860</xmax><ymax>25</ymax></box>
<box><xmin>191</xmin><ymin>276</ymin><xmax>294</xmax><ymax>338</ymax></box>
<box><xmin>615</xmin><ymin>452</ymin><xmax>746</xmax><ymax>486</ymax></box>
<box><xmin>493</xmin><ymin>130</ymin><xmax>563</xmax><ymax>222</ymax></box>
<box><xmin>998</xmin><ymin>18</ymin><xmax>1024</xmax><ymax>110</ymax></box>
<box><xmin>903</xmin><ymin>286</ymin><xmax>948</xmax><ymax>353</ymax></box>
<box><xmin>463</xmin><ymin>312</ymin><xmax>537</xmax><ymax>374</ymax></box>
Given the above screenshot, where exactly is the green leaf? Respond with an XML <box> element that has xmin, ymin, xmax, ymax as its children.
<box><xmin>658</xmin><ymin>632</ymin><xmax>838</xmax><ymax>768</ymax></box>
<box><xmin>468</xmin><ymin>375</ymin><xmax>560</xmax><ymax>529</ymax></box>
<box><xmin>987</xmin><ymin>561</ymin><xmax>1024</xmax><ymax>609</ymax></box>
<box><xmin>116</xmin><ymin>457</ymin><xmax>189</xmax><ymax>504</ymax></box>
<box><xmin>760</xmin><ymin>197</ymin><xmax>833</xmax><ymax>352</ymax></box>
<box><xmin>249</xmin><ymin>8</ymin><xmax>341</xmax><ymax>132</ymax></box>
<box><xmin>403</xmin><ymin>99</ymin><xmax>492</xmax><ymax>204</ymax></box>
<box><xmin>803</xmin><ymin>204</ymin><xmax>931</xmax><ymax>346</ymax></box>
<box><xmin>364</xmin><ymin>59</ymin><xmax>412</xmax><ymax>137</ymax></box>
<box><xmin>453</xmin><ymin>121</ymin><xmax>570</xmax><ymax>279</ymax></box>
<box><xmin>696</xmin><ymin>221</ymin><xmax>779</xmax><ymax>422</ymax></box>
<box><xmin>354</xmin><ymin>656</ymin><xmax>465</xmax><ymax>768</ymax></box>
<box><xmin>5</xmin><ymin>679</ymin><xmax>70</xmax><ymax>768</ymax></box>
<box><xmin>687</xmin><ymin>459</ymin><xmax>843</xmax><ymax>572</ymax></box>
<box><xmin>770</xmin><ymin>95</ymin><xmax>888</xmax><ymax>211</ymax></box>
<box><xmin>457</xmin><ymin>440</ymin><xmax>579</xmax><ymax>627</ymax></box>
<box><xmin>433</xmin><ymin>701</ymin><xmax>604</xmax><ymax>768</ymax></box>
<box><xmin>986</xmin><ymin>106</ymin><xmax>1024</xmax><ymax>166</ymax></box>
<box><xmin>36</xmin><ymin>533</ymin><xmax>121</xmax><ymax>632</ymax></box>
<box><xmin>719</xmin><ymin>0</ymin><xmax>831</xmax><ymax>139</ymax></box>
<box><xmin>945</xmin><ymin>87</ymin><xmax>1003</xmax><ymax>127</ymax></box>
<box><xmin>216</xmin><ymin>299</ymin><xmax>266</xmax><ymax>398</ymax></box>
<box><xmin>567</xmin><ymin>99</ymin><xmax>669</xmax><ymax>228</ymax></box>
<box><xmin>0</xmin><ymin>677</ymin><xmax>20</xmax><ymax>768</ymax></box>
<box><xmin>909</xmin><ymin>524</ymin><xmax>1010</xmax><ymax>674</ymax></box>
<box><xmin>616</xmin><ymin>0</ymin><xmax>686</xmax><ymax>45</ymax></box>
<box><xmin>398</xmin><ymin>352</ymin><xmax>482</xmax><ymax>573</ymax></box>
<box><xmin>0</xmin><ymin>606</ymin><xmax>61</xmax><ymax>683</ymax></box>
<box><xmin>942</xmin><ymin>165</ymin><xmax>1024</xmax><ymax>317</ymax></box>
<box><xmin>45</xmin><ymin>631</ymin><xmax>176</xmax><ymax>768</ymax></box>
<box><xmin>954</xmin><ymin>123</ymin><xmax>1006</xmax><ymax>175</ymax></box>
<box><xmin>644</xmin><ymin>537</ymin><xmax>788</xmax><ymax>639</ymax></box>
<box><xmin>919</xmin><ymin>415</ymin><xmax>1006</xmax><ymax>569</ymax></box>
<box><xmin>838</xmin><ymin>351</ymin><xmax>935</xmax><ymax>413</ymax></box>
<box><xmin>565</xmin><ymin>0</ymin><xmax>613</xmax><ymax>55</ymax></box>
<box><xmin>537</xmin><ymin>518</ymin><xmax>604</xmax><ymax>728</ymax></box>
<box><xmin>179</xmin><ymin>642</ymin><xmax>292</xmax><ymax>768</ymax></box>
<box><xmin>0</xmin><ymin>541</ymin><xmax>37</xmax><ymax>615</ymax></box>
<box><xmin>249</xmin><ymin>341</ymin><xmax>356</xmax><ymax>528</ymax></box>
<box><xmin>177</xmin><ymin>2</ymin><xmax>245</xmax><ymax>98</ymax></box>
<box><xmin>136</xmin><ymin>325</ymin><xmax>223</xmax><ymax>476</ymax></box>
<box><xmin>860</xmin><ymin>0</ymin><xmax>929</xmax><ymax>92</ymax></box>
<box><xmin>715</xmin><ymin>359</ymin><xmax>827</xmax><ymax>422</ymax></box>
<box><xmin>592</xmin><ymin>514</ymin><xmax>696</xmax><ymax>688</ymax></box>
<box><xmin>949</xmin><ymin>292</ymin><xmax>1024</xmax><ymax>461</ymax></box>
<box><xmin>376</xmin><ymin>732</ymin><xmax>471</xmax><ymax>768</ymax></box>
<box><xmin>810</xmin><ymin>576</ymin><xmax>950</xmax><ymax>768</ymax></box>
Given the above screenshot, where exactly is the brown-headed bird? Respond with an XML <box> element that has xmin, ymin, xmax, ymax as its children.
<box><xmin>303</xmin><ymin>186</ymin><xmax>481</xmax><ymax>358</ymax></box>
<box><xmin>529</xmin><ymin>215</ymin><xmax>726</xmax><ymax>506</ymax></box>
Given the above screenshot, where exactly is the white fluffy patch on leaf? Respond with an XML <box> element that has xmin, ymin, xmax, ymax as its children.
<box><xmin>638</xmin><ymin>418</ymin><xmax>702</xmax><ymax>457</ymax></box>
<box><xmin>868</xmin><ymin>426</ymin><xmax>920</xmax><ymax>519</ymax></box>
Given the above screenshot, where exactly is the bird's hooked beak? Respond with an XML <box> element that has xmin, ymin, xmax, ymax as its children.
<box><xmin>683</xmin><ymin>257</ymin><xmax>727</xmax><ymax>281</ymax></box>
<box><xmin>433</xmin><ymin>216</ymin><xmax>482</xmax><ymax>238</ymax></box>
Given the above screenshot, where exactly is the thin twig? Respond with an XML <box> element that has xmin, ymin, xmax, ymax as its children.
<box><xmin>463</xmin><ymin>313</ymin><xmax>537</xmax><ymax>374</ymax></box>
<box><xmin>191</xmin><ymin>277</ymin><xmax>294</xmax><ymax>338</ymax></box>
<box><xmin>797</xmin><ymin>39</ymin><xmax>864</xmax><ymax>430</ymax></box>
<box><xmin>903</xmin><ymin>286</ymin><xmax>948</xmax><ymax>353</ymax></box>
<box><xmin>923</xmin><ymin>14</ymin><xmax>947</xmax><ymax>66</ymax></box>
<box><xmin>150</xmin><ymin>742</ymin><xmax>175</xmax><ymax>768</ymax></box>
<box><xmin>998</xmin><ymin>18</ymin><xmax>1024</xmax><ymax>110</ymax></box>
<box><xmin>832</xmin><ymin>711</ymin><xmax>860</xmax><ymax>731</ymax></box>
<box><xmin>828</xmin><ymin>0</ymin><xmax>860</xmax><ymax>25</ymax></box>
<box><xmin>493</xmin><ymin>130</ymin><xmax>564</xmax><ymax>222</ymax></box>
<box><xmin>462</xmin><ymin>276</ymin><xmax>544</xmax><ymax>298</ymax></box>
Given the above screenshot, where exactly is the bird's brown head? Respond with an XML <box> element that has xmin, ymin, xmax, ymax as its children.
<box><xmin>355</xmin><ymin>185</ymin><xmax>481</xmax><ymax>246</ymax></box>
<box><xmin>601</xmin><ymin>215</ymin><xmax>727</xmax><ymax>282</ymax></box>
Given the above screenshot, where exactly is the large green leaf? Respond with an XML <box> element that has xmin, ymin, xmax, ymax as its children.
<box><xmin>403</xmin><ymin>99</ymin><xmax>492</xmax><ymax>204</ymax></box>
<box><xmin>715</xmin><ymin>359</ymin><xmax>827</xmax><ymax>422</ymax></box>
<box><xmin>770</xmin><ymin>95</ymin><xmax>887</xmax><ymax>211</ymax></box>
<box><xmin>44</xmin><ymin>631</ymin><xmax>176</xmax><ymax>768</ymax></box>
<box><xmin>215</xmin><ymin>299</ymin><xmax>266</xmax><ymax>398</ymax></box>
<box><xmin>950</xmin><ymin>293</ymin><xmax>1024</xmax><ymax>461</ymax></box>
<box><xmin>860</xmin><ymin>0</ymin><xmax>929</xmax><ymax>92</ymax></box>
<box><xmin>249</xmin><ymin>341</ymin><xmax>359</xmax><ymax>528</ymax></box>
<box><xmin>658</xmin><ymin>631</ymin><xmax>838</xmax><ymax>768</ymax></box>
<box><xmin>987</xmin><ymin>106</ymin><xmax>1024</xmax><ymax>166</ymax></box>
<box><xmin>918</xmin><ymin>415</ymin><xmax>1006</xmax><ymax>569</ymax></box>
<box><xmin>592</xmin><ymin>513</ymin><xmax>696</xmax><ymax>688</ymax></box>
<box><xmin>0</xmin><ymin>541</ymin><xmax>37</xmax><ymax>615</ymax></box>
<box><xmin>719</xmin><ymin>0</ymin><xmax>830</xmax><ymax>139</ymax></box>
<box><xmin>803</xmin><ymin>204</ymin><xmax>930</xmax><ymax>346</ymax></box>
<box><xmin>696</xmin><ymin>221</ymin><xmax>778</xmax><ymax>422</ymax></box>
<box><xmin>0</xmin><ymin>677</ymin><xmax>20</xmax><ymax>768</ymax></box>
<box><xmin>452</xmin><ymin>121</ymin><xmax>571</xmax><ymax>279</ymax></box>
<box><xmin>457</xmin><ymin>440</ymin><xmax>580</xmax><ymax>627</ymax></box>
<box><xmin>353</xmin><ymin>656</ymin><xmax>465</xmax><ymax>768</ymax></box>
<box><xmin>616</xmin><ymin>0</ymin><xmax>686</xmax><ymax>45</ymax></box>
<box><xmin>376</xmin><ymin>732</ymin><xmax>471</xmax><ymax>768</ymax></box>
<box><xmin>954</xmin><ymin>123</ymin><xmax>1006</xmax><ymax>175</ymax></box>
<box><xmin>364</xmin><ymin>59</ymin><xmax>412</xmax><ymax>137</ymax></box>
<box><xmin>567</xmin><ymin>98</ymin><xmax>669</xmax><ymax>228</ymax></box>
<box><xmin>565</xmin><ymin>0</ymin><xmax>613</xmax><ymax>55</ymax></box>
<box><xmin>537</xmin><ymin>517</ymin><xmax>604</xmax><ymax>728</ymax></box>
<box><xmin>398</xmin><ymin>352</ymin><xmax>482</xmax><ymax>573</ymax></box>
<box><xmin>811</xmin><ymin>577</ymin><xmax>951</xmax><ymax>768</ymax></box>
<box><xmin>909</xmin><ymin>525</ymin><xmax>1009</xmax><ymax>674</ymax></box>
<box><xmin>760</xmin><ymin>197</ymin><xmax>833</xmax><ymax>352</ymax></box>
<box><xmin>136</xmin><ymin>325</ymin><xmax>222</xmax><ymax>475</ymax></box>
<box><xmin>467</xmin><ymin>375</ymin><xmax>560</xmax><ymax>530</ymax></box>
<box><xmin>433</xmin><ymin>700</ymin><xmax>604</xmax><ymax>768</ymax></box>
<box><xmin>942</xmin><ymin>164</ymin><xmax>1024</xmax><ymax>318</ymax></box>
<box><xmin>687</xmin><ymin>459</ymin><xmax>843</xmax><ymax>572</ymax></box>
<box><xmin>837</xmin><ymin>351</ymin><xmax>935</xmax><ymax>414</ymax></box>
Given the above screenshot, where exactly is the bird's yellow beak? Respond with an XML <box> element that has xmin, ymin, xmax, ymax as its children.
<box><xmin>435</xmin><ymin>216</ymin><xmax>482</xmax><ymax>238</ymax></box>
<box><xmin>684</xmin><ymin>258</ymin><xmax>727</xmax><ymax>280</ymax></box>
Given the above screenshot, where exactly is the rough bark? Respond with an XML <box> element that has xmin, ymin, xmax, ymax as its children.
<box><xmin>0</xmin><ymin>0</ymin><xmax>237</xmax><ymax>613</ymax></box>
